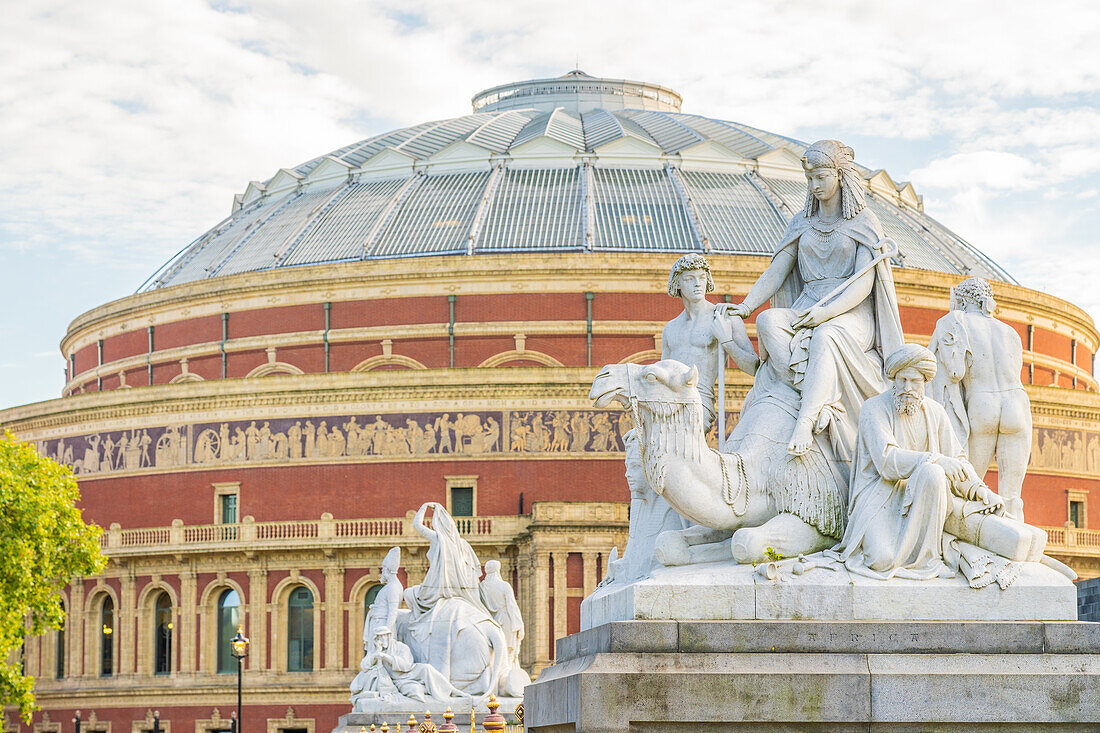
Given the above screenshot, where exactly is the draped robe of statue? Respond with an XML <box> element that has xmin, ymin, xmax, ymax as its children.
<box><xmin>401</xmin><ymin>507</ymin><xmax>501</xmax><ymax>694</ymax></box>
<box><xmin>831</xmin><ymin>390</ymin><xmax>960</xmax><ymax>579</ymax></box>
<box><xmin>359</xmin><ymin>635</ymin><xmax>460</xmax><ymax>705</ymax></box>
<box><xmin>754</xmin><ymin>208</ymin><xmax>905</xmax><ymax>496</ymax></box>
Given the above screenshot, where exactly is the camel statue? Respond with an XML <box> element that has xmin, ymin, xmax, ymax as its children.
<box><xmin>590</xmin><ymin>359</ymin><xmax>842</xmax><ymax>565</ymax></box>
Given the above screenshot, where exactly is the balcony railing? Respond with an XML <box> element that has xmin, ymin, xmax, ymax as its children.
<box><xmin>1043</xmin><ymin>525</ymin><xmax>1100</xmax><ymax>556</ymax></box>
<box><xmin>99</xmin><ymin>513</ymin><xmax>531</xmax><ymax>557</ymax></box>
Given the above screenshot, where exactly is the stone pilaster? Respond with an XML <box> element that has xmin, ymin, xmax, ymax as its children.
<box><xmin>247</xmin><ymin>567</ymin><xmax>267</xmax><ymax>672</ymax></box>
<box><xmin>179</xmin><ymin>568</ymin><xmax>196</xmax><ymax>674</ymax></box>
<box><xmin>119</xmin><ymin>572</ymin><xmax>136</xmax><ymax>675</ymax></box>
<box><xmin>551</xmin><ymin>551</ymin><xmax>568</xmax><ymax>656</ymax></box>
<box><xmin>532</xmin><ymin>551</ymin><xmax>551</xmax><ymax>671</ymax></box>
<box><xmin>68</xmin><ymin>578</ymin><xmax>84</xmax><ymax>678</ymax></box>
<box><xmin>323</xmin><ymin>564</ymin><xmax>343</xmax><ymax>670</ymax></box>
<box><xmin>582</xmin><ymin>552</ymin><xmax>597</xmax><ymax>599</ymax></box>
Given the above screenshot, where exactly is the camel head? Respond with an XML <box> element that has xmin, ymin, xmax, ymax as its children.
<box><xmin>590</xmin><ymin>360</ymin><xmax>701</xmax><ymax>409</ymax></box>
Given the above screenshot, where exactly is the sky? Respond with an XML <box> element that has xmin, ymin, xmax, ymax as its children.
<box><xmin>1</xmin><ymin>0</ymin><xmax>1099</xmax><ymax>410</ymax></box>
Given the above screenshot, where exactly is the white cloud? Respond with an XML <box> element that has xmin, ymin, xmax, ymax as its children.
<box><xmin>0</xmin><ymin>0</ymin><xmax>1099</xmax><ymax>408</ymax></box>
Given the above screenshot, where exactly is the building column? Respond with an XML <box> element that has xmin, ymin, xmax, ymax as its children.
<box><xmin>582</xmin><ymin>552</ymin><xmax>598</xmax><ymax>599</ymax></box>
<box><xmin>551</xmin><ymin>551</ymin><xmax>568</xmax><ymax>658</ymax></box>
<box><xmin>119</xmin><ymin>572</ymin><xmax>136</xmax><ymax>675</ymax></box>
<box><xmin>24</xmin><ymin>632</ymin><xmax>40</xmax><ymax>678</ymax></box>
<box><xmin>247</xmin><ymin>568</ymin><xmax>267</xmax><ymax>672</ymax></box>
<box><xmin>531</xmin><ymin>551</ymin><xmax>551</xmax><ymax>672</ymax></box>
<box><xmin>68</xmin><ymin>579</ymin><xmax>85</xmax><ymax>678</ymax></box>
<box><xmin>179</xmin><ymin>568</ymin><xmax>197</xmax><ymax>674</ymax></box>
<box><xmin>323</xmin><ymin>564</ymin><xmax>343</xmax><ymax>670</ymax></box>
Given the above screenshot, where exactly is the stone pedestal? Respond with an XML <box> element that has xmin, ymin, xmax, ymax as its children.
<box><xmin>527</xmin><ymin>561</ymin><xmax>1097</xmax><ymax>731</ymax></box>
<box><xmin>525</xmin><ymin>619</ymin><xmax>1100</xmax><ymax>732</ymax></box>
<box><xmin>582</xmin><ymin>558</ymin><xmax>1078</xmax><ymax>627</ymax></box>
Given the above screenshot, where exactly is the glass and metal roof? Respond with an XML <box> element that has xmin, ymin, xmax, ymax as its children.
<box><xmin>140</xmin><ymin>74</ymin><xmax>1015</xmax><ymax>292</ymax></box>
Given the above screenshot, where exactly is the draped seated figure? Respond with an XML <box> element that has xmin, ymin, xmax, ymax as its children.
<box><xmin>589</xmin><ymin>139</ymin><xmax>1067</xmax><ymax>587</ymax></box>
<box><xmin>350</xmin><ymin>503</ymin><xmax>521</xmax><ymax>712</ymax></box>
<box><xmin>829</xmin><ymin>344</ymin><xmax>1039</xmax><ymax>587</ymax></box>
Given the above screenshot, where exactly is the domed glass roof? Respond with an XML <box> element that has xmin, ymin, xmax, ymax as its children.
<box><xmin>141</xmin><ymin>73</ymin><xmax>1014</xmax><ymax>292</ymax></box>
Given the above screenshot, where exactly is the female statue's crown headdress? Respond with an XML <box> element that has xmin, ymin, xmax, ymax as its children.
<box><xmin>802</xmin><ymin>139</ymin><xmax>867</xmax><ymax>220</ymax></box>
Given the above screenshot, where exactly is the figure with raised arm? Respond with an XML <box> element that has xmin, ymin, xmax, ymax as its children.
<box><xmin>928</xmin><ymin>277</ymin><xmax>1032</xmax><ymax>520</ymax></box>
<box><xmin>662</xmin><ymin>253</ymin><xmax>758</xmax><ymax>433</ymax></box>
<box><xmin>404</xmin><ymin>502</ymin><xmax>485</xmax><ymax>614</ymax></box>
<box><xmin>724</xmin><ymin>140</ymin><xmax>904</xmax><ymax>463</ymax></box>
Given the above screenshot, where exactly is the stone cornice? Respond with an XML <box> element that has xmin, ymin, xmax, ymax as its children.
<box><xmin>61</xmin><ymin>252</ymin><xmax>1098</xmax><ymax>355</ymax></box>
<box><xmin>4</xmin><ymin>368</ymin><xmax>1099</xmax><ymax>442</ymax></box>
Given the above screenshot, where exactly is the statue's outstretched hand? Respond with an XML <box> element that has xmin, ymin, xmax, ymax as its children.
<box><xmin>717</xmin><ymin>302</ymin><xmax>752</xmax><ymax>319</ymax></box>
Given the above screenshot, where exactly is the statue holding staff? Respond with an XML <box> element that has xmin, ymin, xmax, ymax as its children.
<box><xmin>661</xmin><ymin>253</ymin><xmax>758</xmax><ymax>436</ymax></box>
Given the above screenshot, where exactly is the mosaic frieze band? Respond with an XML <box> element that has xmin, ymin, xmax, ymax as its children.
<box><xmin>34</xmin><ymin>411</ymin><xmax>1088</xmax><ymax>478</ymax></box>
<box><xmin>34</xmin><ymin>410</ymin><xmax>638</xmax><ymax>476</ymax></box>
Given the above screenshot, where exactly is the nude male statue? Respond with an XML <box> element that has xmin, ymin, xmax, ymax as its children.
<box><xmin>661</xmin><ymin>254</ymin><xmax>759</xmax><ymax>433</ymax></box>
<box><xmin>929</xmin><ymin>277</ymin><xmax>1032</xmax><ymax>521</ymax></box>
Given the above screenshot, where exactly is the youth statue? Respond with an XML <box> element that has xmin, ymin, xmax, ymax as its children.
<box><xmin>661</xmin><ymin>253</ymin><xmax>758</xmax><ymax>431</ymax></box>
<box><xmin>928</xmin><ymin>277</ymin><xmax>1032</xmax><ymax>520</ymax></box>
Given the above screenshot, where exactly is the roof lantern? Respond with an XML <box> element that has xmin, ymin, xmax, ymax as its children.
<box><xmin>471</xmin><ymin>70</ymin><xmax>683</xmax><ymax>115</ymax></box>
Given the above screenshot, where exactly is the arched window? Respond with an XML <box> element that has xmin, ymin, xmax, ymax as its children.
<box><xmin>100</xmin><ymin>596</ymin><xmax>114</xmax><ymax>676</ymax></box>
<box><xmin>217</xmin><ymin>589</ymin><xmax>241</xmax><ymax>674</ymax></box>
<box><xmin>363</xmin><ymin>584</ymin><xmax>383</xmax><ymax>617</ymax></box>
<box><xmin>287</xmin><ymin>586</ymin><xmax>314</xmax><ymax>672</ymax></box>
<box><xmin>154</xmin><ymin>592</ymin><xmax>173</xmax><ymax>674</ymax></box>
<box><xmin>55</xmin><ymin>606</ymin><xmax>65</xmax><ymax>679</ymax></box>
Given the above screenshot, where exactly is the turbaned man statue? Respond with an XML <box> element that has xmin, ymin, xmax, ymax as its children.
<box><xmin>832</xmin><ymin>344</ymin><xmax>1005</xmax><ymax>581</ymax></box>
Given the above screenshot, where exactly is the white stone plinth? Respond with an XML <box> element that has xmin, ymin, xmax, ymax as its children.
<box><xmin>581</xmin><ymin>559</ymin><xmax>1077</xmax><ymax>629</ymax></box>
<box><xmin>525</xmin><ymin>619</ymin><xmax>1100</xmax><ymax>732</ymax></box>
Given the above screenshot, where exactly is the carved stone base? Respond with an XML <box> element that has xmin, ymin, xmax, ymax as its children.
<box><xmin>333</xmin><ymin>697</ymin><xmax>521</xmax><ymax>730</ymax></box>
<box><xmin>581</xmin><ymin>558</ymin><xmax>1077</xmax><ymax>629</ymax></box>
<box><xmin>524</xmin><ymin>620</ymin><xmax>1100</xmax><ymax>732</ymax></box>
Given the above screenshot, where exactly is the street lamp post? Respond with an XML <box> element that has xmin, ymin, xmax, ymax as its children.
<box><xmin>230</xmin><ymin>625</ymin><xmax>250</xmax><ymax>733</ymax></box>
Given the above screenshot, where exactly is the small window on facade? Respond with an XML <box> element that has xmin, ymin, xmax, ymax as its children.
<box><xmin>450</xmin><ymin>487</ymin><xmax>474</xmax><ymax>517</ymax></box>
<box><xmin>154</xmin><ymin>592</ymin><xmax>173</xmax><ymax>674</ymax></box>
<box><xmin>1070</xmin><ymin>500</ymin><xmax>1084</xmax><ymax>528</ymax></box>
<box><xmin>100</xmin><ymin>596</ymin><xmax>115</xmax><ymax>676</ymax></box>
<box><xmin>213</xmin><ymin>482</ymin><xmax>241</xmax><ymax>525</ymax></box>
<box><xmin>217</xmin><ymin>589</ymin><xmax>241</xmax><ymax>673</ymax></box>
<box><xmin>220</xmin><ymin>493</ymin><xmax>238</xmax><ymax>524</ymax></box>
<box><xmin>287</xmin><ymin>586</ymin><xmax>314</xmax><ymax>672</ymax></box>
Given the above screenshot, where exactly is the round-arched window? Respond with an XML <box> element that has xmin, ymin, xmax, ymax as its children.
<box><xmin>217</xmin><ymin>589</ymin><xmax>241</xmax><ymax>673</ymax></box>
<box><xmin>154</xmin><ymin>592</ymin><xmax>172</xmax><ymax>674</ymax></box>
<box><xmin>287</xmin><ymin>586</ymin><xmax>314</xmax><ymax>672</ymax></box>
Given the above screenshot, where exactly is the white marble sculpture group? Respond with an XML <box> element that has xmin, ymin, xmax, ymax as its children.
<box><xmin>349</xmin><ymin>502</ymin><xmax>529</xmax><ymax>712</ymax></box>
<box><xmin>595</xmin><ymin>139</ymin><xmax>1072</xmax><ymax>591</ymax></box>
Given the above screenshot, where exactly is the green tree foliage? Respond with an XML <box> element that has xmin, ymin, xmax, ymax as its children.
<box><xmin>0</xmin><ymin>431</ymin><xmax>105</xmax><ymax>720</ymax></box>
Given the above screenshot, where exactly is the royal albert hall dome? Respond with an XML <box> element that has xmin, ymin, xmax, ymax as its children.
<box><xmin>143</xmin><ymin>70</ymin><xmax>1012</xmax><ymax>291</ymax></box>
<box><xmin>5</xmin><ymin>72</ymin><xmax>1100</xmax><ymax>733</ymax></box>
